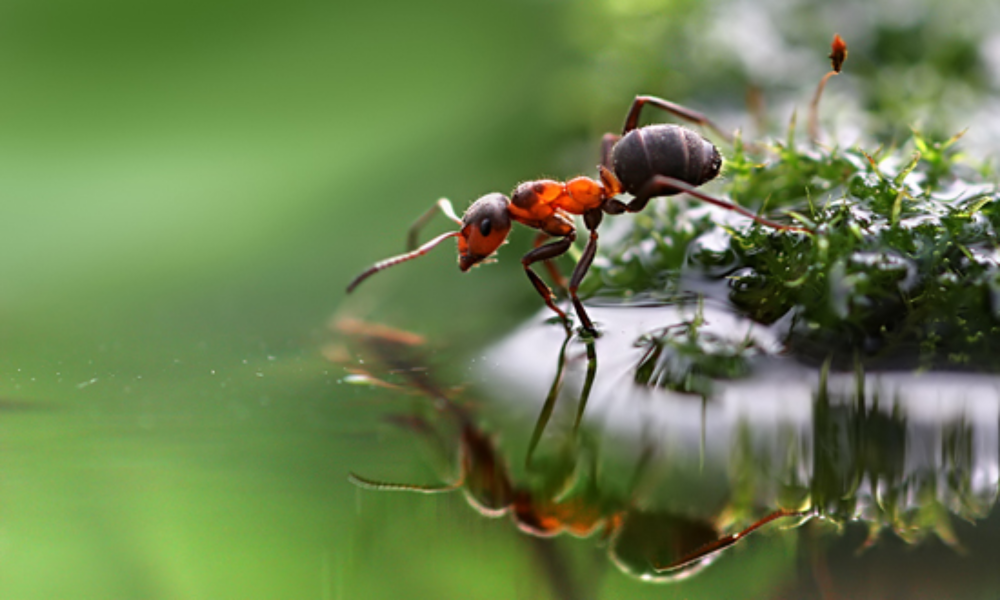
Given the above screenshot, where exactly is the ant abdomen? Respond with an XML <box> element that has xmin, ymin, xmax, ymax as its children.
<box><xmin>612</xmin><ymin>124</ymin><xmax>722</xmax><ymax>196</ymax></box>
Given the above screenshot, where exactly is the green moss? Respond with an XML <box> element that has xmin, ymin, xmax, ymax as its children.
<box><xmin>588</xmin><ymin>127</ymin><xmax>1000</xmax><ymax>369</ymax></box>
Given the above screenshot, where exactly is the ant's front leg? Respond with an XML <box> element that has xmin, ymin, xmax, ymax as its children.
<box><xmin>622</xmin><ymin>96</ymin><xmax>732</xmax><ymax>143</ymax></box>
<box><xmin>567</xmin><ymin>210</ymin><xmax>604</xmax><ymax>335</ymax></box>
<box><xmin>628</xmin><ymin>175</ymin><xmax>809</xmax><ymax>233</ymax></box>
<box><xmin>522</xmin><ymin>234</ymin><xmax>576</xmax><ymax>329</ymax></box>
<box><xmin>407</xmin><ymin>198</ymin><xmax>464</xmax><ymax>251</ymax></box>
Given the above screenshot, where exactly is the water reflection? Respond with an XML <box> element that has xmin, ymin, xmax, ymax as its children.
<box><xmin>336</xmin><ymin>319</ymin><xmax>810</xmax><ymax>590</ymax></box>
<box><xmin>485</xmin><ymin>304</ymin><xmax>998</xmax><ymax>531</ymax></box>
<box><xmin>338</xmin><ymin>304</ymin><xmax>999</xmax><ymax>591</ymax></box>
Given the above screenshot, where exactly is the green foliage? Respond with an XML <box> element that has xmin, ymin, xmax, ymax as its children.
<box><xmin>588</xmin><ymin>127</ymin><xmax>1000</xmax><ymax>369</ymax></box>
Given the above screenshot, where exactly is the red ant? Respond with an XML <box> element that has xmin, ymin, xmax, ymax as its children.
<box><xmin>347</xmin><ymin>36</ymin><xmax>849</xmax><ymax>334</ymax></box>
<box><xmin>346</xmin><ymin>29</ymin><xmax>855</xmax><ymax>334</ymax></box>
<box><xmin>346</xmin><ymin>96</ymin><xmax>807</xmax><ymax>334</ymax></box>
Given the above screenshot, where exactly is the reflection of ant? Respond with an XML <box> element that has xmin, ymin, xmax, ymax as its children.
<box><xmin>352</xmin><ymin>419</ymin><xmax>811</xmax><ymax>582</ymax></box>
<box><xmin>337</xmin><ymin>318</ymin><xmax>813</xmax><ymax>584</ymax></box>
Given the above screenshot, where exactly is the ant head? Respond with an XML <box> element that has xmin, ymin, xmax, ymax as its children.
<box><xmin>458</xmin><ymin>193</ymin><xmax>512</xmax><ymax>271</ymax></box>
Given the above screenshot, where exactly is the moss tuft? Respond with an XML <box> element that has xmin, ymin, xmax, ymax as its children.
<box><xmin>587</xmin><ymin>129</ymin><xmax>1000</xmax><ymax>369</ymax></box>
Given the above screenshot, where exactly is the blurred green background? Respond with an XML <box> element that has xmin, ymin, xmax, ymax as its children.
<box><xmin>1</xmin><ymin>0</ymin><xmax>998</xmax><ymax>597</ymax></box>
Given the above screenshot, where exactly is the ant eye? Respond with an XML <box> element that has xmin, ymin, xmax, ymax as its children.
<box><xmin>479</xmin><ymin>218</ymin><xmax>492</xmax><ymax>237</ymax></box>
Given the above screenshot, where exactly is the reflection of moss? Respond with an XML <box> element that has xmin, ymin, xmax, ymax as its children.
<box><xmin>807</xmin><ymin>364</ymin><xmax>976</xmax><ymax>550</ymax></box>
<box><xmin>720</xmin><ymin>361</ymin><xmax>992</xmax><ymax>551</ymax></box>
<box><xmin>590</xmin><ymin>126</ymin><xmax>1000</xmax><ymax>368</ymax></box>
<box><xmin>633</xmin><ymin>300</ymin><xmax>761</xmax><ymax>394</ymax></box>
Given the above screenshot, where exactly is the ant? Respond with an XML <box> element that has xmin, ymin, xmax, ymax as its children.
<box><xmin>346</xmin><ymin>96</ymin><xmax>806</xmax><ymax>334</ymax></box>
<box><xmin>346</xmin><ymin>34</ymin><xmax>849</xmax><ymax>334</ymax></box>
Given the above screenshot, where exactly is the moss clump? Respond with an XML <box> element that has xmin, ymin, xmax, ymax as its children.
<box><xmin>586</xmin><ymin>128</ymin><xmax>1000</xmax><ymax>369</ymax></box>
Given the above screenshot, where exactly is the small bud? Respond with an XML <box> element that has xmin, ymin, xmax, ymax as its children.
<box><xmin>829</xmin><ymin>34</ymin><xmax>848</xmax><ymax>73</ymax></box>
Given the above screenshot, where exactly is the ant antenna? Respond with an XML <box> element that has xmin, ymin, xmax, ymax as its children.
<box><xmin>808</xmin><ymin>34</ymin><xmax>848</xmax><ymax>144</ymax></box>
<box><xmin>348</xmin><ymin>471</ymin><xmax>464</xmax><ymax>493</ymax></box>
<box><xmin>346</xmin><ymin>230</ymin><xmax>461</xmax><ymax>293</ymax></box>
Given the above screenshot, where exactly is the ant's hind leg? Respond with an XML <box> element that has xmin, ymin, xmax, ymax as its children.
<box><xmin>407</xmin><ymin>198</ymin><xmax>464</xmax><ymax>251</ymax></box>
<box><xmin>522</xmin><ymin>235</ymin><xmax>576</xmax><ymax>327</ymax></box>
<box><xmin>652</xmin><ymin>508</ymin><xmax>813</xmax><ymax>573</ymax></box>
<box><xmin>622</xmin><ymin>96</ymin><xmax>733</xmax><ymax>143</ymax></box>
<box><xmin>629</xmin><ymin>175</ymin><xmax>808</xmax><ymax>232</ymax></box>
<box><xmin>567</xmin><ymin>210</ymin><xmax>603</xmax><ymax>335</ymax></box>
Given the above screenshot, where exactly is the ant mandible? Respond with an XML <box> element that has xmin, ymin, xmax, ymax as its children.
<box><xmin>347</xmin><ymin>96</ymin><xmax>808</xmax><ymax>334</ymax></box>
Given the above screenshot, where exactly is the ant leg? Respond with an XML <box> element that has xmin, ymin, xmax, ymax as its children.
<box><xmin>522</xmin><ymin>235</ymin><xmax>576</xmax><ymax>327</ymax></box>
<box><xmin>601</xmin><ymin>133</ymin><xmax>620</xmax><ymax>170</ymax></box>
<box><xmin>653</xmin><ymin>508</ymin><xmax>814</xmax><ymax>574</ymax></box>
<box><xmin>407</xmin><ymin>198</ymin><xmax>463</xmax><ymax>251</ymax></box>
<box><xmin>567</xmin><ymin>210</ymin><xmax>604</xmax><ymax>335</ymax></box>
<box><xmin>621</xmin><ymin>95</ymin><xmax>733</xmax><ymax>143</ymax></box>
<box><xmin>628</xmin><ymin>175</ymin><xmax>809</xmax><ymax>233</ymax></box>
<box><xmin>526</xmin><ymin>332</ymin><xmax>572</xmax><ymax>466</ymax></box>
<box><xmin>534</xmin><ymin>232</ymin><xmax>568</xmax><ymax>291</ymax></box>
<box><xmin>572</xmin><ymin>336</ymin><xmax>597</xmax><ymax>431</ymax></box>
<box><xmin>603</xmin><ymin>197</ymin><xmax>627</xmax><ymax>215</ymax></box>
